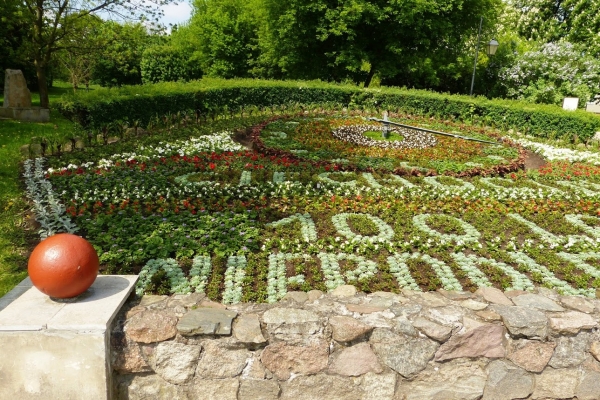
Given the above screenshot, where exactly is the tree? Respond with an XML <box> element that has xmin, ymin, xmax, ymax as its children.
<box><xmin>499</xmin><ymin>41</ymin><xmax>600</xmax><ymax>106</ymax></box>
<box><xmin>92</xmin><ymin>22</ymin><xmax>155</xmax><ymax>87</ymax></box>
<box><xmin>174</xmin><ymin>0</ymin><xmax>261</xmax><ymax>79</ymax></box>
<box><xmin>0</xmin><ymin>0</ymin><xmax>34</xmax><ymax>88</ymax></box>
<box><xmin>140</xmin><ymin>44</ymin><xmax>202</xmax><ymax>83</ymax></box>
<box><xmin>20</xmin><ymin>0</ymin><xmax>172</xmax><ymax>108</ymax></box>
<box><xmin>54</xmin><ymin>14</ymin><xmax>104</xmax><ymax>92</ymax></box>
<box><xmin>258</xmin><ymin>0</ymin><xmax>502</xmax><ymax>87</ymax></box>
<box><xmin>506</xmin><ymin>0</ymin><xmax>600</xmax><ymax>55</ymax></box>
<box><xmin>506</xmin><ymin>0</ymin><xmax>571</xmax><ymax>42</ymax></box>
<box><xmin>561</xmin><ymin>0</ymin><xmax>600</xmax><ymax>56</ymax></box>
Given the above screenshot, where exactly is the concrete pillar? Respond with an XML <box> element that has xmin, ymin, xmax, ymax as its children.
<box><xmin>0</xmin><ymin>275</ymin><xmax>137</xmax><ymax>399</ymax></box>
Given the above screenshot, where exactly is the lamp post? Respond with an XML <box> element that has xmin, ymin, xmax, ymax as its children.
<box><xmin>469</xmin><ymin>17</ymin><xmax>499</xmax><ymax>96</ymax></box>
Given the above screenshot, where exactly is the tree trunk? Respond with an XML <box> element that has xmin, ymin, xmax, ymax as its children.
<box><xmin>35</xmin><ymin>60</ymin><xmax>50</xmax><ymax>108</ymax></box>
<box><xmin>364</xmin><ymin>67</ymin><xmax>376</xmax><ymax>88</ymax></box>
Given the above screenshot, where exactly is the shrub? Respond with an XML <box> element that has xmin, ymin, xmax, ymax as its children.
<box><xmin>499</xmin><ymin>42</ymin><xmax>600</xmax><ymax>107</ymax></box>
<box><xmin>55</xmin><ymin>78</ymin><xmax>600</xmax><ymax>140</ymax></box>
<box><xmin>140</xmin><ymin>45</ymin><xmax>203</xmax><ymax>84</ymax></box>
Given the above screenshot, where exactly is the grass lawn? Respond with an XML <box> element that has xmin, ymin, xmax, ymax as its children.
<box><xmin>363</xmin><ymin>130</ymin><xmax>404</xmax><ymax>142</ymax></box>
<box><xmin>0</xmin><ymin>82</ymin><xmax>78</xmax><ymax>296</ymax></box>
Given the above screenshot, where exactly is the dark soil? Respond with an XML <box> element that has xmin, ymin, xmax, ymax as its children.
<box><xmin>233</xmin><ymin>128</ymin><xmax>255</xmax><ymax>149</ymax></box>
<box><xmin>524</xmin><ymin>150</ymin><xmax>547</xmax><ymax>170</ymax></box>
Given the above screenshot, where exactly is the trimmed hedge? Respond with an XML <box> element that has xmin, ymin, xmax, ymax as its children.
<box><xmin>56</xmin><ymin>79</ymin><xmax>357</xmax><ymax>129</ymax></box>
<box><xmin>56</xmin><ymin>78</ymin><xmax>600</xmax><ymax>140</ymax></box>
<box><xmin>366</xmin><ymin>88</ymin><xmax>600</xmax><ymax>141</ymax></box>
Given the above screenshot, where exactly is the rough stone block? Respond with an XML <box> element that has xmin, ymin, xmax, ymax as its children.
<box><xmin>532</xmin><ymin>368</ymin><xmax>579</xmax><ymax>399</ymax></box>
<box><xmin>176</xmin><ymin>307</ymin><xmax>237</xmax><ymax>336</ymax></box>
<box><xmin>394</xmin><ymin>359</ymin><xmax>487</xmax><ymax>400</ymax></box>
<box><xmin>482</xmin><ymin>359</ymin><xmax>534</xmax><ymax>400</ymax></box>
<box><xmin>3</xmin><ymin>69</ymin><xmax>31</xmax><ymax>108</ymax></box>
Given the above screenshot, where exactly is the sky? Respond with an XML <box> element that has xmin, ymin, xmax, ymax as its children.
<box><xmin>160</xmin><ymin>1</ymin><xmax>193</xmax><ymax>29</ymax></box>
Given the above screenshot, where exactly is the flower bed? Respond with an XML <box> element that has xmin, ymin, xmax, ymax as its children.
<box><xmin>30</xmin><ymin>115</ymin><xmax>600</xmax><ymax>303</ymax></box>
<box><xmin>255</xmin><ymin>116</ymin><xmax>522</xmax><ymax>175</ymax></box>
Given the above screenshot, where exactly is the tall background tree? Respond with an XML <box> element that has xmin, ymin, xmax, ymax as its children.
<box><xmin>174</xmin><ymin>0</ymin><xmax>261</xmax><ymax>78</ymax></box>
<box><xmin>92</xmin><ymin>22</ymin><xmax>156</xmax><ymax>87</ymax></box>
<box><xmin>0</xmin><ymin>0</ymin><xmax>34</xmax><ymax>88</ymax></box>
<box><xmin>18</xmin><ymin>0</ymin><xmax>173</xmax><ymax>108</ymax></box>
<box><xmin>179</xmin><ymin>0</ymin><xmax>503</xmax><ymax>89</ymax></box>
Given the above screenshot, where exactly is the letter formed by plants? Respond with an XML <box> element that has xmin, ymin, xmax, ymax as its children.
<box><xmin>556</xmin><ymin>252</ymin><xmax>600</xmax><ymax>280</ymax></box>
<box><xmin>565</xmin><ymin>214</ymin><xmax>600</xmax><ymax>239</ymax></box>
<box><xmin>273</xmin><ymin>171</ymin><xmax>286</xmax><ymax>183</ymax></box>
<box><xmin>423</xmin><ymin>176</ymin><xmax>475</xmax><ymax>191</ymax></box>
<box><xmin>384</xmin><ymin>174</ymin><xmax>415</xmax><ymax>189</ymax></box>
<box><xmin>266</xmin><ymin>213</ymin><xmax>318</xmax><ymax>243</ymax></box>
<box><xmin>318</xmin><ymin>172</ymin><xmax>358</xmax><ymax>187</ymax></box>
<box><xmin>387</xmin><ymin>253</ymin><xmax>421</xmax><ymax>291</ymax></box>
<box><xmin>189</xmin><ymin>255</ymin><xmax>213</xmax><ymax>293</ymax></box>
<box><xmin>136</xmin><ymin>258</ymin><xmax>191</xmax><ymax>296</ymax></box>
<box><xmin>452</xmin><ymin>252</ymin><xmax>534</xmax><ymax>291</ymax></box>
<box><xmin>508</xmin><ymin>251</ymin><xmax>593</xmax><ymax>296</ymax></box>
<box><xmin>361</xmin><ymin>173</ymin><xmax>383</xmax><ymax>189</ymax></box>
<box><xmin>556</xmin><ymin>180</ymin><xmax>600</xmax><ymax>197</ymax></box>
<box><xmin>388</xmin><ymin>252</ymin><xmax>462</xmax><ymax>291</ymax></box>
<box><xmin>137</xmin><ymin>256</ymin><xmax>214</xmax><ymax>297</ymax></box>
<box><xmin>317</xmin><ymin>252</ymin><xmax>378</xmax><ymax>291</ymax></box>
<box><xmin>267</xmin><ymin>252</ymin><xmax>308</xmax><ymax>303</ymax></box>
<box><xmin>412</xmin><ymin>214</ymin><xmax>481</xmax><ymax>244</ymax></box>
<box><xmin>223</xmin><ymin>255</ymin><xmax>247</xmax><ymax>304</ymax></box>
<box><xmin>332</xmin><ymin>213</ymin><xmax>394</xmax><ymax>243</ymax></box>
<box><xmin>239</xmin><ymin>170</ymin><xmax>252</xmax><ymax>186</ymax></box>
<box><xmin>508</xmin><ymin>213</ymin><xmax>560</xmax><ymax>244</ymax></box>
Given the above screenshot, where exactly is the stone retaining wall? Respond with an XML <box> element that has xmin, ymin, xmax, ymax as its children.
<box><xmin>111</xmin><ymin>286</ymin><xmax>600</xmax><ymax>399</ymax></box>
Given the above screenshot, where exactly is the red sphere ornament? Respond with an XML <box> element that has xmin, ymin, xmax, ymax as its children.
<box><xmin>28</xmin><ymin>233</ymin><xmax>99</xmax><ymax>298</ymax></box>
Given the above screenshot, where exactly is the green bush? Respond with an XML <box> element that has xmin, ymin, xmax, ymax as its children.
<box><xmin>140</xmin><ymin>45</ymin><xmax>203</xmax><ymax>84</ymax></box>
<box><xmin>55</xmin><ymin>78</ymin><xmax>600</xmax><ymax>140</ymax></box>
<box><xmin>56</xmin><ymin>79</ymin><xmax>357</xmax><ymax>128</ymax></box>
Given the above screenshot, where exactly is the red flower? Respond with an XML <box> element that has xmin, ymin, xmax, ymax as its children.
<box><xmin>209</xmin><ymin>163</ymin><xmax>216</xmax><ymax>170</ymax></box>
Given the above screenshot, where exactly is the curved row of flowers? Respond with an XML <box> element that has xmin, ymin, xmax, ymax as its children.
<box><xmin>513</xmin><ymin>136</ymin><xmax>600</xmax><ymax>164</ymax></box>
<box><xmin>331</xmin><ymin>124</ymin><xmax>437</xmax><ymax>149</ymax></box>
<box><xmin>52</xmin><ymin>170</ymin><xmax>600</xmax><ymax>213</ymax></box>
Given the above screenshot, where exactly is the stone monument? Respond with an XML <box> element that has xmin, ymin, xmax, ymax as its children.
<box><xmin>0</xmin><ymin>69</ymin><xmax>49</xmax><ymax>122</ymax></box>
<box><xmin>3</xmin><ymin>69</ymin><xmax>32</xmax><ymax>108</ymax></box>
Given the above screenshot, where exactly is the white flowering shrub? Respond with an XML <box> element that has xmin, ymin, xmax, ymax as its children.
<box><xmin>499</xmin><ymin>41</ymin><xmax>600</xmax><ymax>106</ymax></box>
